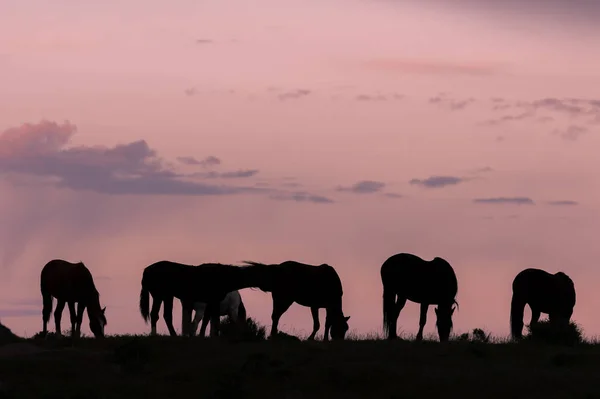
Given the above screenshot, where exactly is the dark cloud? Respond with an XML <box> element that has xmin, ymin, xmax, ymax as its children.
<box><xmin>547</xmin><ymin>200</ymin><xmax>578</xmax><ymax>206</ymax></box>
<box><xmin>277</xmin><ymin>89</ymin><xmax>311</xmax><ymax>101</ymax></box>
<box><xmin>0</xmin><ymin>120</ymin><xmax>263</xmax><ymax>197</ymax></box>
<box><xmin>177</xmin><ymin>155</ymin><xmax>221</xmax><ymax>167</ymax></box>
<box><xmin>269</xmin><ymin>191</ymin><xmax>334</xmax><ymax>204</ymax></box>
<box><xmin>409</xmin><ymin>175</ymin><xmax>467</xmax><ymax>188</ymax></box>
<box><xmin>337</xmin><ymin>180</ymin><xmax>386</xmax><ymax>194</ymax></box>
<box><xmin>473</xmin><ymin>197</ymin><xmax>535</xmax><ymax>205</ymax></box>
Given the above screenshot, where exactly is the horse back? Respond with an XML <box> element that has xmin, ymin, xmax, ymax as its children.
<box><xmin>274</xmin><ymin>261</ymin><xmax>344</xmax><ymax>306</ymax></box>
<box><xmin>380</xmin><ymin>253</ymin><xmax>457</xmax><ymax>304</ymax></box>
<box><xmin>41</xmin><ymin>259</ymin><xmax>98</xmax><ymax>302</ymax></box>
<box><xmin>513</xmin><ymin>268</ymin><xmax>576</xmax><ymax>311</ymax></box>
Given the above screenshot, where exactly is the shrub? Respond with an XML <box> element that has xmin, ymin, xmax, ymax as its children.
<box><xmin>219</xmin><ymin>317</ymin><xmax>267</xmax><ymax>342</ymax></box>
<box><xmin>471</xmin><ymin>328</ymin><xmax>491</xmax><ymax>343</ymax></box>
<box><xmin>525</xmin><ymin>319</ymin><xmax>583</xmax><ymax>346</ymax></box>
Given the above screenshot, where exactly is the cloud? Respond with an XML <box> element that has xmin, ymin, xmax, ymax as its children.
<box><xmin>277</xmin><ymin>89</ymin><xmax>311</xmax><ymax>101</ymax></box>
<box><xmin>551</xmin><ymin>125</ymin><xmax>588</xmax><ymax>141</ymax></box>
<box><xmin>177</xmin><ymin>155</ymin><xmax>221</xmax><ymax>167</ymax></box>
<box><xmin>547</xmin><ymin>200</ymin><xmax>578</xmax><ymax>206</ymax></box>
<box><xmin>409</xmin><ymin>175</ymin><xmax>467</xmax><ymax>188</ymax></box>
<box><xmin>472</xmin><ymin>167</ymin><xmax>494</xmax><ymax>173</ymax></box>
<box><xmin>200</xmin><ymin>169</ymin><xmax>260</xmax><ymax>179</ymax></box>
<box><xmin>337</xmin><ymin>180</ymin><xmax>386</xmax><ymax>194</ymax></box>
<box><xmin>184</xmin><ymin>87</ymin><xmax>197</xmax><ymax>96</ymax></box>
<box><xmin>355</xmin><ymin>93</ymin><xmax>403</xmax><ymax>102</ymax></box>
<box><xmin>383</xmin><ymin>192</ymin><xmax>403</xmax><ymax>199</ymax></box>
<box><xmin>0</xmin><ymin>308</ymin><xmax>40</xmax><ymax>318</ymax></box>
<box><xmin>0</xmin><ymin>120</ymin><xmax>263</xmax><ymax>197</ymax></box>
<box><xmin>473</xmin><ymin>197</ymin><xmax>535</xmax><ymax>205</ymax></box>
<box><xmin>195</xmin><ymin>39</ymin><xmax>214</xmax><ymax>44</ymax></box>
<box><xmin>483</xmin><ymin>97</ymin><xmax>600</xmax><ymax>127</ymax></box>
<box><xmin>269</xmin><ymin>191</ymin><xmax>334</xmax><ymax>204</ymax></box>
<box><xmin>429</xmin><ymin>95</ymin><xmax>475</xmax><ymax>111</ymax></box>
<box><xmin>364</xmin><ymin>58</ymin><xmax>502</xmax><ymax>76</ymax></box>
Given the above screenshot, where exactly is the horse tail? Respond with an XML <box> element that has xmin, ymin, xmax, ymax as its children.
<box><xmin>510</xmin><ymin>292</ymin><xmax>525</xmax><ymax>340</ymax></box>
<box><xmin>382</xmin><ymin>286</ymin><xmax>396</xmax><ymax>337</ymax></box>
<box><xmin>139</xmin><ymin>279</ymin><xmax>150</xmax><ymax>323</ymax></box>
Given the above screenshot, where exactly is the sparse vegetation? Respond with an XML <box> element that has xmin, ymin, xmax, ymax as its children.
<box><xmin>0</xmin><ymin>319</ymin><xmax>598</xmax><ymax>398</ymax></box>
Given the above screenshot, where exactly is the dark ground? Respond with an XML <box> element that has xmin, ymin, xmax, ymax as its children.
<box><xmin>0</xmin><ymin>334</ymin><xmax>599</xmax><ymax>399</ymax></box>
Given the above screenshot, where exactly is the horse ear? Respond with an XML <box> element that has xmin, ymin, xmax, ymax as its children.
<box><xmin>102</xmin><ymin>306</ymin><xmax>106</xmax><ymax>313</ymax></box>
<box><xmin>434</xmin><ymin>307</ymin><xmax>439</xmax><ymax>316</ymax></box>
<box><xmin>344</xmin><ymin>316</ymin><xmax>350</xmax><ymax>322</ymax></box>
<box><xmin>451</xmin><ymin>306</ymin><xmax>456</xmax><ymax>315</ymax></box>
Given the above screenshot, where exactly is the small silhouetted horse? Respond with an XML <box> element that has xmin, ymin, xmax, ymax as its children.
<box><xmin>40</xmin><ymin>259</ymin><xmax>107</xmax><ymax>338</ymax></box>
<box><xmin>381</xmin><ymin>253</ymin><xmax>458</xmax><ymax>342</ymax></box>
<box><xmin>510</xmin><ymin>268</ymin><xmax>576</xmax><ymax>340</ymax></box>
<box><xmin>139</xmin><ymin>261</ymin><xmax>274</xmax><ymax>338</ymax></box>
<box><xmin>242</xmin><ymin>260</ymin><xmax>350</xmax><ymax>341</ymax></box>
<box><xmin>189</xmin><ymin>290</ymin><xmax>247</xmax><ymax>337</ymax></box>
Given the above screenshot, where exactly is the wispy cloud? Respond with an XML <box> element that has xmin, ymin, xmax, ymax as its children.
<box><xmin>546</xmin><ymin>200</ymin><xmax>578</xmax><ymax>206</ymax></box>
<box><xmin>409</xmin><ymin>175</ymin><xmax>467</xmax><ymax>188</ymax></box>
<box><xmin>277</xmin><ymin>89</ymin><xmax>311</xmax><ymax>101</ymax></box>
<box><xmin>269</xmin><ymin>191</ymin><xmax>334</xmax><ymax>204</ymax></box>
<box><xmin>473</xmin><ymin>197</ymin><xmax>535</xmax><ymax>205</ymax></box>
<box><xmin>337</xmin><ymin>180</ymin><xmax>386</xmax><ymax>194</ymax></box>
<box><xmin>177</xmin><ymin>155</ymin><xmax>221</xmax><ymax>167</ymax></box>
<box><xmin>364</xmin><ymin>58</ymin><xmax>503</xmax><ymax>76</ymax></box>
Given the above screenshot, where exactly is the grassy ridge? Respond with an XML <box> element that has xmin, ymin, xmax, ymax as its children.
<box><xmin>0</xmin><ymin>331</ymin><xmax>599</xmax><ymax>399</ymax></box>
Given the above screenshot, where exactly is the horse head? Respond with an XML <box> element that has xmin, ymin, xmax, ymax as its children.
<box><xmin>330</xmin><ymin>314</ymin><xmax>351</xmax><ymax>340</ymax></box>
<box><xmin>89</xmin><ymin>305</ymin><xmax>107</xmax><ymax>338</ymax></box>
<box><xmin>435</xmin><ymin>302</ymin><xmax>456</xmax><ymax>342</ymax></box>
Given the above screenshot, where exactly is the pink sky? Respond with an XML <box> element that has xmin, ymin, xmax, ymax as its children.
<box><xmin>1</xmin><ymin>0</ymin><xmax>600</xmax><ymax>340</ymax></box>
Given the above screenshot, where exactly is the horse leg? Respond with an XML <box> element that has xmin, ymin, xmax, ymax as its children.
<box><xmin>42</xmin><ymin>293</ymin><xmax>53</xmax><ymax>336</ymax></box>
<box><xmin>149</xmin><ymin>295</ymin><xmax>162</xmax><ymax>336</ymax></box>
<box><xmin>207</xmin><ymin>301</ymin><xmax>220</xmax><ymax>338</ymax></box>
<box><xmin>75</xmin><ymin>303</ymin><xmax>86</xmax><ymax>337</ymax></box>
<box><xmin>308</xmin><ymin>307</ymin><xmax>320</xmax><ymax>340</ymax></box>
<box><xmin>416</xmin><ymin>303</ymin><xmax>429</xmax><ymax>341</ymax></box>
<box><xmin>191</xmin><ymin>303</ymin><xmax>205</xmax><ymax>337</ymax></box>
<box><xmin>389</xmin><ymin>297</ymin><xmax>407</xmax><ymax>340</ymax></box>
<box><xmin>530</xmin><ymin>308</ymin><xmax>541</xmax><ymax>328</ymax></box>
<box><xmin>180</xmin><ymin>300</ymin><xmax>194</xmax><ymax>337</ymax></box>
<box><xmin>163</xmin><ymin>296</ymin><xmax>177</xmax><ymax>337</ymax></box>
<box><xmin>67</xmin><ymin>302</ymin><xmax>78</xmax><ymax>338</ymax></box>
<box><xmin>54</xmin><ymin>300</ymin><xmax>66</xmax><ymax>336</ymax></box>
<box><xmin>270</xmin><ymin>295</ymin><xmax>293</xmax><ymax>339</ymax></box>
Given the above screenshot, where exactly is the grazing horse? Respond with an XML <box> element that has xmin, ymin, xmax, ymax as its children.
<box><xmin>40</xmin><ymin>259</ymin><xmax>107</xmax><ymax>338</ymax></box>
<box><xmin>381</xmin><ymin>253</ymin><xmax>458</xmax><ymax>342</ymax></box>
<box><xmin>242</xmin><ymin>260</ymin><xmax>351</xmax><ymax>341</ymax></box>
<box><xmin>188</xmin><ymin>290</ymin><xmax>247</xmax><ymax>337</ymax></box>
<box><xmin>139</xmin><ymin>261</ymin><xmax>275</xmax><ymax>338</ymax></box>
<box><xmin>510</xmin><ymin>268</ymin><xmax>576</xmax><ymax>340</ymax></box>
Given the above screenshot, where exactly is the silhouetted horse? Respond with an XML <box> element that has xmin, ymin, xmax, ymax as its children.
<box><xmin>510</xmin><ymin>268</ymin><xmax>576</xmax><ymax>340</ymax></box>
<box><xmin>139</xmin><ymin>261</ymin><xmax>274</xmax><ymax>337</ymax></box>
<box><xmin>242</xmin><ymin>260</ymin><xmax>350</xmax><ymax>341</ymax></box>
<box><xmin>40</xmin><ymin>259</ymin><xmax>107</xmax><ymax>338</ymax></box>
<box><xmin>189</xmin><ymin>290</ymin><xmax>247</xmax><ymax>337</ymax></box>
<box><xmin>381</xmin><ymin>253</ymin><xmax>458</xmax><ymax>342</ymax></box>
